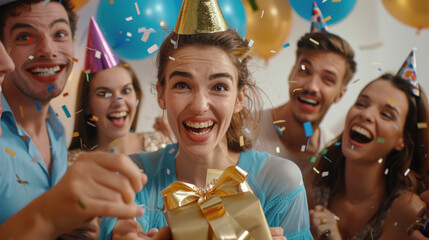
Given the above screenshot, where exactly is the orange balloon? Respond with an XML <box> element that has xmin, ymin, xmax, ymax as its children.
<box><xmin>382</xmin><ymin>0</ymin><xmax>429</xmax><ymax>29</ymax></box>
<box><xmin>70</xmin><ymin>0</ymin><xmax>90</xmax><ymax>11</ymax></box>
<box><xmin>243</xmin><ymin>0</ymin><xmax>292</xmax><ymax>59</ymax></box>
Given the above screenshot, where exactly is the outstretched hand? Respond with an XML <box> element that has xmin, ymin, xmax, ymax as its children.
<box><xmin>310</xmin><ymin>205</ymin><xmax>342</xmax><ymax>240</ymax></box>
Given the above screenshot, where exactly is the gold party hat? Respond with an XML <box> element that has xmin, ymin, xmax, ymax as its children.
<box><xmin>174</xmin><ymin>0</ymin><xmax>228</xmax><ymax>35</ymax></box>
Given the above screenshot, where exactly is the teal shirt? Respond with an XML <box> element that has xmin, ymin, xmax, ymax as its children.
<box><xmin>101</xmin><ymin>144</ymin><xmax>313</xmax><ymax>239</ymax></box>
<box><xmin>0</xmin><ymin>94</ymin><xmax>67</xmax><ymax>224</ymax></box>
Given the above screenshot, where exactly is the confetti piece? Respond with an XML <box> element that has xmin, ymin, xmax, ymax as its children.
<box><xmin>322</xmin><ymin>0</ymin><xmax>327</xmax><ymax>2</ymax></box>
<box><xmin>5</xmin><ymin>147</ymin><xmax>16</xmax><ymax>157</ymax></box>
<box><xmin>126</xmin><ymin>32</ymin><xmax>132</xmax><ymax>37</ymax></box>
<box><xmin>334</xmin><ymin>215</ymin><xmax>340</xmax><ymax>221</ymax></box>
<box><xmin>324</xmin><ymin>156</ymin><xmax>332</xmax><ymax>163</ymax></box>
<box><xmin>270</xmin><ymin>50</ymin><xmax>276</xmax><ymax>53</ymax></box>
<box><xmin>139</xmin><ymin>27</ymin><xmax>156</xmax><ymax>42</ymax></box>
<box><xmin>63</xmin><ymin>92</ymin><xmax>69</xmax><ymax>97</ymax></box>
<box><xmin>322</xmin><ymin>171</ymin><xmax>329</xmax><ymax>177</ymax></box>
<box><xmin>306</xmin><ymin>138</ymin><xmax>310</xmax><ymax>150</ymax></box>
<box><xmin>359</xmin><ymin>41</ymin><xmax>384</xmax><ymax>51</ymax></box>
<box><xmin>46</xmin><ymin>113</ymin><xmax>50</xmax><ymax>119</ymax></box>
<box><xmin>388</xmin><ymin>99</ymin><xmax>396</xmax><ymax>106</ymax></box>
<box><xmin>301</xmin><ymin>64</ymin><xmax>306</xmax><ymax>70</ymax></box>
<box><xmin>16</xmin><ymin>174</ymin><xmax>29</xmax><ymax>198</ymax></box>
<box><xmin>239</xmin><ymin>136</ymin><xmax>244</xmax><ymax>147</ymax></box>
<box><xmin>394</xmin><ymin>222</ymin><xmax>398</xmax><ymax>227</ymax></box>
<box><xmin>371</xmin><ymin>62</ymin><xmax>383</xmax><ymax>65</ymax></box>
<box><xmin>334</xmin><ymin>142</ymin><xmax>341</xmax><ymax>146</ymax></box>
<box><xmin>72</xmin><ymin>57</ymin><xmax>78</xmax><ymax>62</ymax></box>
<box><xmin>352</xmin><ymin>79</ymin><xmax>360</xmax><ymax>84</ymax></box>
<box><xmin>313</xmin><ymin>167</ymin><xmax>320</xmax><ymax>174</ymax></box>
<box><xmin>303</xmin><ymin>122</ymin><xmax>313</xmax><ymax>137</ymax></box>
<box><xmin>276</xmin><ymin>147</ymin><xmax>280</xmax><ymax>153</ymax></box>
<box><xmin>274</xmin><ymin>125</ymin><xmax>283</xmax><ymax>136</ymax></box>
<box><xmin>169</xmin><ymin>56</ymin><xmax>175</xmax><ymax>61</ymax></box>
<box><xmin>384</xmin><ymin>168</ymin><xmax>389</xmax><ymax>175</ymax></box>
<box><xmin>35</xmin><ymin>101</ymin><xmax>41</xmax><ymax>111</ymax></box>
<box><xmin>418</xmin><ymin>122</ymin><xmax>428</xmax><ymax>128</ymax></box>
<box><xmin>160</xmin><ymin>20</ymin><xmax>167</xmax><ymax>27</ymax></box>
<box><xmin>309</xmin><ymin>38</ymin><xmax>319</xmax><ymax>45</ymax></box>
<box><xmin>28</xmin><ymin>55</ymin><xmax>34</xmax><ymax>60</ymax></box>
<box><xmin>110</xmin><ymin>148</ymin><xmax>114</xmax><ymax>152</ymax></box>
<box><xmin>72</xmin><ymin>132</ymin><xmax>79</xmax><ymax>137</ymax></box>
<box><xmin>404</xmin><ymin>168</ymin><xmax>410</xmax><ymax>176</ymax></box>
<box><xmin>169</xmin><ymin>148</ymin><xmax>176</xmax><ymax>154</ymax></box>
<box><xmin>322</xmin><ymin>16</ymin><xmax>331</xmax><ymax>23</ymax></box>
<box><xmin>135</xmin><ymin>2</ymin><xmax>140</xmax><ymax>15</ymax></box>
<box><xmin>19</xmin><ymin>105</ymin><xmax>24</xmax><ymax>117</ymax></box>
<box><xmin>141</xmin><ymin>148</ymin><xmax>146</xmax><ymax>152</ymax></box>
<box><xmin>377</xmin><ymin>67</ymin><xmax>382</xmax><ymax>71</ymax></box>
<box><xmin>332</xmin><ymin>0</ymin><xmax>341</xmax><ymax>2</ymax></box>
<box><xmin>261</xmin><ymin>10</ymin><xmax>264</xmax><ymax>18</ymax></box>
<box><xmin>273</xmin><ymin>120</ymin><xmax>286</xmax><ymax>124</ymax></box>
<box><xmin>293</xmin><ymin>88</ymin><xmax>303</xmax><ymax>93</ymax></box>
<box><xmin>282</xmin><ymin>42</ymin><xmax>290</xmax><ymax>48</ymax></box>
<box><xmin>378</xmin><ymin>158</ymin><xmax>383</xmax><ymax>164</ymax></box>
<box><xmin>248</xmin><ymin>39</ymin><xmax>254</xmax><ymax>47</ymax></box>
<box><xmin>376</xmin><ymin>137</ymin><xmax>385</xmax><ymax>143</ymax></box>
<box><xmin>62</xmin><ymin>105</ymin><xmax>71</xmax><ymax>118</ymax></box>
<box><xmin>321</xmin><ymin>148</ymin><xmax>328</xmax><ymax>155</ymax></box>
<box><xmin>75</xmin><ymin>109</ymin><xmax>83</xmax><ymax>114</ymax></box>
<box><xmin>95</xmin><ymin>51</ymin><xmax>101</xmax><ymax>59</ymax></box>
<box><xmin>147</xmin><ymin>44</ymin><xmax>159</xmax><ymax>54</ymax></box>
<box><xmin>125</xmin><ymin>16</ymin><xmax>133</xmax><ymax>21</ymax></box>
<box><xmin>288</xmin><ymin>80</ymin><xmax>297</xmax><ymax>84</ymax></box>
<box><xmin>47</xmin><ymin>85</ymin><xmax>55</xmax><ymax>92</ymax></box>
<box><xmin>310</xmin><ymin>156</ymin><xmax>317</xmax><ymax>163</ymax></box>
<box><xmin>248</xmin><ymin>0</ymin><xmax>258</xmax><ymax>11</ymax></box>
<box><xmin>393</xmin><ymin>123</ymin><xmax>398</xmax><ymax>130</ymax></box>
<box><xmin>42</xmin><ymin>0</ymin><xmax>50</xmax><ymax>6</ymax></box>
<box><xmin>77</xmin><ymin>198</ymin><xmax>86</xmax><ymax>210</ymax></box>
<box><xmin>351</xmin><ymin>145</ymin><xmax>355</xmax><ymax>150</ymax></box>
<box><xmin>166</xmin><ymin>168</ymin><xmax>170</xmax><ymax>175</ymax></box>
<box><xmin>301</xmin><ymin>145</ymin><xmax>305</xmax><ymax>152</ymax></box>
<box><xmin>117</xmin><ymin>97</ymin><xmax>123</xmax><ymax>100</ymax></box>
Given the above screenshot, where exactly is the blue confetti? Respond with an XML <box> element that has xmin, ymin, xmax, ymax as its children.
<box><xmin>35</xmin><ymin>101</ymin><xmax>41</xmax><ymax>111</ymax></box>
<box><xmin>282</xmin><ymin>42</ymin><xmax>290</xmax><ymax>48</ymax></box>
<box><xmin>129</xmin><ymin>129</ymin><xmax>135</xmax><ymax>133</ymax></box>
<box><xmin>303</xmin><ymin>122</ymin><xmax>313</xmax><ymax>137</ymax></box>
<box><xmin>393</xmin><ymin>123</ymin><xmax>398</xmax><ymax>130</ymax></box>
<box><xmin>334</xmin><ymin>142</ymin><xmax>341</xmax><ymax>146</ymax></box>
<box><xmin>377</xmin><ymin>67</ymin><xmax>382</xmax><ymax>71</ymax></box>
<box><xmin>47</xmin><ymin>85</ymin><xmax>55</xmax><ymax>92</ymax></box>
<box><xmin>274</xmin><ymin>125</ymin><xmax>283</xmax><ymax>136</ymax></box>
<box><xmin>62</xmin><ymin>105</ymin><xmax>71</xmax><ymax>118</ymax></box>
<box><xmin>141</xmin><ymin>148</ymin><xmax>147</xmax><ymax>152</ymax></box>
<box><xmin>324</xmin><ymin>156</ymin><xmax>332</xmax><ymax>163</ymax></box>
<box><xmin>306</xmin><ymin>138</ymin><xmax>310</xmax><ymax>150</ymax></box>
<box><xmin>117</xmin><ymin>97</ymin><xmax>123</xmax><ymax>100</ymax></box>
<box><xmin>110</xmin><ymin>148</ymin><xmax>114</xmax><ymax>152</ymax></box>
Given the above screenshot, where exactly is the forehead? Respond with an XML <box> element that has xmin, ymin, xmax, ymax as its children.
<box><xmin>361</xmin><ymin>80</ymin><xmax>408</xmax><ymax>109</ymax></box>
<box><xmin>91</xmin><ymin>67</ymin><xmax>132</xmax><ymax>88</ymax></box>
<box><xmin>4</xmin><ymin>2</ymin><xmax>69</xmax><ymax>32</ymax></box>
<box><xmin>167</xmin><ymin>45</ymin><xmax>236</xmax><ymax>72</ymax></box>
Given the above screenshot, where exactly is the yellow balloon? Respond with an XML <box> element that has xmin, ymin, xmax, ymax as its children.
<box><xmin>70</xmin><ymin>0</ymin><xmax>90</xmax><ymax>11</ymax></box>
<box><xmin>382</xmin><ymin>0</ymin><xmax>429</xmax><ymax>29</ymax></box>
<box><xmin>243</xmin><ymin>0</ymin><xmax>292</xmax><ymax>59</ymax></box>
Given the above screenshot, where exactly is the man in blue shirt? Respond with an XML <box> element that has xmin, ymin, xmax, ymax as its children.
<box><xmin>0</xmin><ymin>1</ymin><xmax>162</xmax><ymax>239</ymax></box>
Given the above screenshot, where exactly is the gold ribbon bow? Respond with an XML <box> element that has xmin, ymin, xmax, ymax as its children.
<box><xmin>161</xmin><ymin>166</ymin><xmax>255</xmax><ymax>240</ymax></box>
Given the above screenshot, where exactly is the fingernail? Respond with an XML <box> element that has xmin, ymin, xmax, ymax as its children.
<box><xmin>136</xmin><ymin>206</ymin><xmax>145</xmax><ymax>217</ymax></box>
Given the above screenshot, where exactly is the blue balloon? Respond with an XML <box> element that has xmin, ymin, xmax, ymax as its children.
<box><xmin>289</xmin><ymin>0</ymin><xmax>357</xmax><ymax>25</ymax></box>
<box><xmin>175</xmin><ymin>0</ymin><xmax>247</xmax><ymax>37</ymax></box>
<box><xmin>96</xmin><ymin>0</ymin><xmax>180</xmax><ymax>60</ymax></box>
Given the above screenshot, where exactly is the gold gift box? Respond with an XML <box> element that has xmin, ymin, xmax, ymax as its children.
<box><xmin>161</xmin><ymin>166</ymin><xmax>273</xmax><ymax>240</ymax></box>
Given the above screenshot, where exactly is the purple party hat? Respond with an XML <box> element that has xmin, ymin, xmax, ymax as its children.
<box><xmin>84</xmin><ymin>16</ymin><xmax>119</xmax><ymax>73</ymax></box>
<box><xmin>397</xmin><ymin>48</ymin><xmax>419</xmax><ymax>97</ymax></box>
<box><xmin>310</xmin><ymin>2</ymin><xmax>329</xmax><ymax>33</ymax></box>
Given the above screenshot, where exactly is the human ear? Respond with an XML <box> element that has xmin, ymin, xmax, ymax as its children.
<box><xmin>234</xmin><ymin>87</ymin><xmax>245</xmax><ymax>113</ymax></box>
<box><xmin>334</xmin><ymin>86</ymin><xmax>347</xmax><ymax>103</ymax></box>
<box><xmin>157</xmin><ymin>83</ymin><xmax>166</xmax><ymax>110</ymax></box>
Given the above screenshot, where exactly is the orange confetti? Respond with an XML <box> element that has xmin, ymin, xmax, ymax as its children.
<box><xmin>321</xmin><ymin>16</ymin><xmax>331</xmax><ymax>23</ymax></box>
<box><xmin>72</xmin><ymin>132</ymin><xmax>80</xmax><ymax>137</ymax></box>
<box><xmin>19</xmin><ymin>105</ymin><xmax>24</xmax><ymax>117</ymax></box>
<box><xmin>5</xmin><ymin>147</ymin><xmax>16</xmax><ymax>157</ymax></box>
<box><xmin>72</xmin><ymin>57</ymin><xmax>79</xmax><ymax>62</ymax></box>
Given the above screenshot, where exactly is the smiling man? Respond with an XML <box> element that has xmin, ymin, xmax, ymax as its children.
<box><xmin>255</xmin><ymin>32</ymin><xmax>357</xmax><ymax>191</ymax></box>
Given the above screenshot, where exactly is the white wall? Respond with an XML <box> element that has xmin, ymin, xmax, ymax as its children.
<box><xmin>51</xmin><ymin>0</ymin><xmax>429</xmax><ymax>146</ymax></box>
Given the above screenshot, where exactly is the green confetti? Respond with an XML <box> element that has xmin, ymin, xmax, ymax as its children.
<box><xmin>376</xmin><ymin>137</ymin><xmax>385</xmax><ymax>143</ymax></box>
<box><xmin>78</xmin><ymin>198</ymin><xmax>86</xmax><ymax>210</ymax></box>
<box><xmin>320</xmin><ymin>148</ymin><xmax>328</xmax><ymax>155</ymax></box>
<box><xmin>310</xmin><ymin>156</ymin><xmax>317</xmax><ymax>163</ymax></box>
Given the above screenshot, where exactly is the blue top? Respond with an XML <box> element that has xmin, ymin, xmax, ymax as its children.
<box><xmin>101</xmin><ymin>144</ymin><xmax>313</xmax><ymax>240</ymax></box>
<box><xmin>0</xmin><ymin>94</ymin><xmax>67</xmax><ymax>224</ymax></box>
